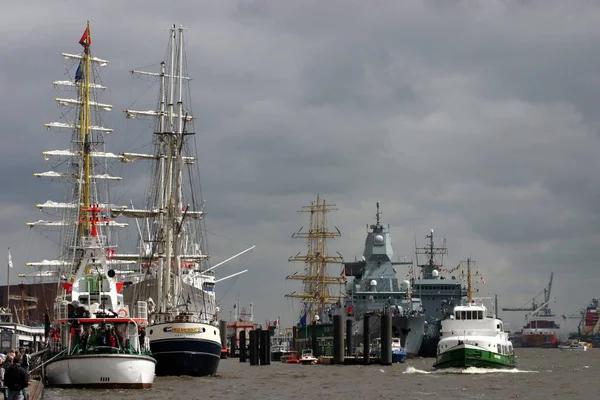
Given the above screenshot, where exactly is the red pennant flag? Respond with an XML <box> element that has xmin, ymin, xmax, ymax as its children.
<box><xmin>79</xmin><ymin>26</ymin><xmax>91</xmax><ymax>52</ymax></box>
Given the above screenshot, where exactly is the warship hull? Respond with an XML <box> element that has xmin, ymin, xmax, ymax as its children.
<box><xmin>419</xmin><ymin>335</ymin><xmax>439</xmax><ymax>357</ymax></box>
<box><xmin>418</xmin><ymin>319</ymin><xmax>442</xmax><ymax>357</ymax></box>
<box><xmin>358</xmin><ymin>314</ymin><xmax>425</xmax><ymax>357</ymax></box>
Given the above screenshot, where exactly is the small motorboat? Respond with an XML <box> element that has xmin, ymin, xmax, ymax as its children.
<box><xmin>299</xmin><ymin>349</ymin><xmax>319</xmax><ymax>365</ymax></box>
<box><xmin>280</xmin><ymin>350</ymin><xmax>300</xmax><ymax>364</ymax></box>
<box><xmin>558</xmin><ymin>341</ymin><xmax>590</xmax><ymax>351</ymax></box>
<box><xmin>391</xmin><ymin>338</ymin><xmax>407</xmax><ymax>363</ymax></box>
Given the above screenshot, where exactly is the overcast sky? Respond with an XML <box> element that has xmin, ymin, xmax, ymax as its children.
<box><xmin>1</xmin><ymin>0</ymin><xmax>599</xmax><ymax>332</ymax></box>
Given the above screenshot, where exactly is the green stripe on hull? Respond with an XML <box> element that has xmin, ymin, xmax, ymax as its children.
<box><xmin>434</xmin><ymin>346</ymin><xmax>515</xmax><ymax>369</ymax></box>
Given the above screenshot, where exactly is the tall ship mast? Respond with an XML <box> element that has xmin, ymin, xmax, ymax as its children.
<box><xmin>29</xmin><ymin>22</ymin><xmax>155</xmax><ymax>388</ymax></box>
<box><xmin>413</xmin><ymin>229</ymin><xmax>466</xmax><ymax>357</ymax></box>
<box><xmin>342</xmin><ymin>203</ymin><xmax>425</xmax><ymax>357</ymax></box>
<box><xmin>286</xmin><ymin>195</ymin><xmax>344</xmax><ymax>325</ymax></box>
<box><xmin>111</xmin><ymin>24</ymin><xmax>250</xmax><ymax>377</ymax></box>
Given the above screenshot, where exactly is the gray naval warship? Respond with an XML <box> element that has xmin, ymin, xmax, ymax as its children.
<box><xmin>413</xmin><ymin>229</ymin><xmax>467</xmax><ymax>357</ymax></box>
<box><xmin>342</xmin><ymin>203</ymin><xmax>425</xmax><ymax>357</ymax></box>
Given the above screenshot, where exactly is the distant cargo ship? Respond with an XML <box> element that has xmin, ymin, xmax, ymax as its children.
<box><xmin>521</xmin><ymin>312</ymin><xmax>559</xmax><ymax>348</ymax></box>
<box><xmin>568</xmin><ymin>298</ymin><xmax>600</xmax><ymax>347</ymax></box>
<box><xmin>503</xmin><ymin>272</ymin><xmax>558</xmax><ymax>348</ymax></box>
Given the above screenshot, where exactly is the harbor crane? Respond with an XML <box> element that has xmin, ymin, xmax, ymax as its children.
<box><xmin>502</xmin><ymin>272</ymin><xmax>554</xmax><ymax>317</ymax></box>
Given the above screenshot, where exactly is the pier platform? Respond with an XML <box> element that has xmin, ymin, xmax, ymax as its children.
<box><xmin>28</xmin><ymin>379</ymin><xmax>44</xmax><ymax>400</ymax></box>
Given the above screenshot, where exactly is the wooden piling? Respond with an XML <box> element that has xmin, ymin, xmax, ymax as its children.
<box><xmin>333</xmin><ymin>315</ymin><xmax>344</xmax><ymax>364</ymax></box>
<box><xmin>219</xmin><ymin>320</ymin><xmax>228</xmax><ymax>358</ymax></box>
<box><xmin>380</xmin><ymin>313</ymin><xmax>392</xmax><ymax>365</ymax></box>
<box><xmin>346</xmin><ymin>318</ymin><xmax>353</xmax><ymax>357</ymax></box>
<box><xmin>311</xmin><ymin>321</ymin><xmax>318</xmax><ymax>357</ymax></box>
<box><xmin>363</xmin><ymin>315</ymin><xmax>370</xmax><ymax>365</ymax></box>
<box><xmin>239</xmin><ymin>330</ymin><xmax>247</xmax><ymax>362</ymax></box>
<box><xmin>249</xmin><ymin>330</ymin><xmax>258</xmax><ymax>365</ymax></box>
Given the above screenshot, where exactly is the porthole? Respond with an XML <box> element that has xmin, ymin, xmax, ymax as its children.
<box><xmin>150</xmin><ymin>329</ymin><xmax>153</xmax><ymax>335</ymax></box>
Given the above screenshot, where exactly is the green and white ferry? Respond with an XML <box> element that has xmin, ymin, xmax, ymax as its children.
<box><xmin>433</xmin><ymin>258</ymin><xmax>515</xmax><ymax>369</ymax></box>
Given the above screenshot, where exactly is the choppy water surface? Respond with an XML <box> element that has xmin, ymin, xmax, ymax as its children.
<box><xmin>45</xmin><ymin>348</ymin><xmax>600</xmax><ymax>400</ymax></box>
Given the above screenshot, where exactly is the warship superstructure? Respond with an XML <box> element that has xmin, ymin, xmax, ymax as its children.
<box><xmin>343</xmin><ymin>203</ymin><xmax>424</xmax><ymax>357</ymax></box>
<box><xmin>413</xmin><ymin>230</ymin><xmax>466</xmax><ymax>357</ymax></box>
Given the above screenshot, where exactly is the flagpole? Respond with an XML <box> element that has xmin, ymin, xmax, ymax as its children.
<box><xmin>6</xmin><ymin>248</ymin><xmax>10</xmax><ymax>308</ymax></box>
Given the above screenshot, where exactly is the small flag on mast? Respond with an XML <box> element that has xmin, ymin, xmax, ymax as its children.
<box><xmin>7</xmin><ymin>249</ymin><xmax>13</xmax><ymax>269</ymax></box>
<box><xmin>75</xmin><ymin>61</ymin><xmax>83</xmax><ymax>82</ymax></box>
<box><xmin>79</xmin><ymin>25</ymin><xmax>91</xmax><ymax>53</ymax></box>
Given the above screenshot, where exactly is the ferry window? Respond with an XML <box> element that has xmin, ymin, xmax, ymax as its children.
<box><xmin>477</xmin><ymin>311</ymin><xmax>483</xmax><ymax>319</ymax></box>
<box><xmin>460</xmin><ymin>311</ymin><xmax>466</xmax><ymax>320</ymax></box>
<box><xmin>455</xmin><ymin>313</ymin><xmax>460</xmax><ymax>320</ymax></box>
<box><xmin>466</xmin><ymin>311</ymin><xmax>472</xmax><ymax>320</ymax></box>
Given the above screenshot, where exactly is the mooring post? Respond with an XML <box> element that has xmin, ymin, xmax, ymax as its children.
<box><xmin>363</xmin><ymin>315</ymin><xmax>370</xmax><ymax>365</ymax></box>
<box><xmin>239</xmin><ymin>330</ymin><xmax>247</xmax><ymax>362</ymax></box>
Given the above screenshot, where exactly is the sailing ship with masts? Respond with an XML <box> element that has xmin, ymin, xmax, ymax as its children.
<box><xmin>110</xmin><ymin>24</ymin><xmax>251</xmax><ymax>377</ymax></box>
<box><xmin>28</xmin><ymin>22</ymin><xmax>156</xmax><ymax>388</ymax></box>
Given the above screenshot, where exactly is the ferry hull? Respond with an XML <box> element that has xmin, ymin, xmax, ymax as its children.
<box><xmin>44</xmin><ymin>354</ymin><xmax>156</xmax><ymax>389</ymax></box>
<box><xmin>148</xmin><ymin>321</ymin><xmax>221</xmax><ymax>377</ymax></box>
<box><xmin>433</xmin><ymin>345</ymin><xmax>515</xmax><ymax>369</ymax></box>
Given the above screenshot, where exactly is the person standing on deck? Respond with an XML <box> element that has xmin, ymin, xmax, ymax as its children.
<box><xmin>4</xmin><ymin>355</ymin><xmax>28</xmax><ymax>400</ymax></box>
<box><xmin>0</xmin><ymin>357</ymin><xmax>6</xmax><ymax>400</ymax></box>
<box><xmin>20</xmin><ymin>351</ymin><xmax>30</xmax><ymax>375</ymax></box>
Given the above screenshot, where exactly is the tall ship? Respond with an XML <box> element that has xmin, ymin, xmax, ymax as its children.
<box><xmin>502</xmin><ymin>272</ymin><xmax>559</xmax><ymax>348</ymax></box>
<box><xmin>285</xmin><ymin>195</ymin><xmax>346</xmax><ymax>355</ymax></box>
<box><xmin>413</xmin><ymin>230</ymin><xmax>466</xmax><ymax>357</ymax></box>
<box><xmin>343</xmin><ymin>203</ymin><xmax>425</xmax><ymax>357</ymax></box>
<box><xmin>110</xmin><ymin>24</ymin><xmax>239</xmax><ymax>377</ymax></box>
<box><xmin>434</xmin><ymin>258</ymin><xmax>515</xmax><ymax>369</ymax></box>
<box><xmin>29</xmin><ymin>22</ymin><xmax>156</xmax><ymax>388</ymax></box>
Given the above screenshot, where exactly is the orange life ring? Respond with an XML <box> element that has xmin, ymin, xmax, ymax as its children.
<box><xmin>117</xmin><ymin>308</ymin><xmax>129</xmax><ymax>318</ymax></box>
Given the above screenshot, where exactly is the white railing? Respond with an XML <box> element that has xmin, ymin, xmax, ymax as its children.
<box><xmin>135</xmin><ymin>301</ymin><xmax>148</xmax><ymax>320</ymax></box>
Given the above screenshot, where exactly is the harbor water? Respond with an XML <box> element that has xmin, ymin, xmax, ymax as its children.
<box><xmin>44</xmin><ymin>348</ymin><xmax>600</xmax><ymax>399</ymax></box>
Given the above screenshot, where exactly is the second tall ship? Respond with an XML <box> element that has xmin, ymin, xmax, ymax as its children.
<box><xmin>112</xmin><ymin>25</ymin><xmax>221</xmax><ymax>377</ymax></box>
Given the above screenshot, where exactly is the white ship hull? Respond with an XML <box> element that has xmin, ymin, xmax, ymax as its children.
<box><xmin>45</xmin><ymin>354</ymin><xmax>156</xmax><ymax>388</ymax></box>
